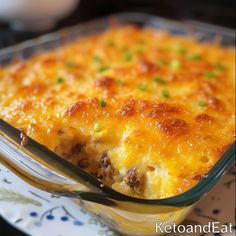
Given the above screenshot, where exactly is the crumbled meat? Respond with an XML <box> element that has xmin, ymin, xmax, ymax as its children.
<box><xmin>124</xmin><ymin>168</ymin><xmax>144</xmax><ymax>193</ymax></box>
<box><xmin>57</xmin><ymin>129</ymin><xmax>65</xmax><ymax>135</ymax></box>
<box><xmin>77</xmin><ymin>158</ymin><xmax>89</xmax><ymax>168</ymax></box>
<box><xmin>98</xmin><ymin>154</ymin><xmax>114</xmax><ymax>183</ymax></box>
<box><xmin>71</xmin><ymin>143</ymin><xmax>83</xmax><ymax>156</ymax></box>
<box><xmin>68</xmin><ymin>143</ymin><xmax>90</xmax><ymax>168</ymax></box>
<box><xmin>100</xmin><ymin>154</ymin><xmax>111</xmax><ymax>168</ymax></box>
<box><xmin>20</xmin><ymin>129</ymin><xmax>29</xmax><ymax>146</ymax></box>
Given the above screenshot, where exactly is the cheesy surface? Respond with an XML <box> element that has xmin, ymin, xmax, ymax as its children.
<box><xmin>0</xmin><ymin>26</ymin><xmax>235</xmax><ymax>199</ymax></box>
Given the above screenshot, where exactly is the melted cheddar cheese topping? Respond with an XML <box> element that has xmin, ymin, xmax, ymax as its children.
<box><xmin>0</xmin><ymin>26</ymin><xmax>235</xmax><ymax>199</ymax></box>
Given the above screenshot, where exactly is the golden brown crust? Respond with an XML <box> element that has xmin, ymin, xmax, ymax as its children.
<box><xmin>157</xmin><ymin>118</ymin><xmax>188</xmax><ymax>136</ymax></box>
<box><xmin>195</xmin><ymin>113</ymin><xmax>214</xmax><ymax>123</ymax></box>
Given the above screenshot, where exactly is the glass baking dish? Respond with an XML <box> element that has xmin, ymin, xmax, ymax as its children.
<box><xmin>0</xmin><ymin>13</ymin><xmax>235</xmax><ymax>236</ymax></box>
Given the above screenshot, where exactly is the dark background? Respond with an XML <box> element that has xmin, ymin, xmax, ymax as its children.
<box><xmin>0</xmin><ymin>0</ymin><xmax>235</xmax><ymax>235</ymax></box>
<box><xmin>0</xmin><ymin>0</ymin><xmax>235</xmax><ymax>49</ymax></box>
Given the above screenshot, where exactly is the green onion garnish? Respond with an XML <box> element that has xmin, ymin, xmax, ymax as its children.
<box><xmin>215</xmin><ymin>62</ymin><xmax>225</xmax><ymax>70</ymax></box>
<box><xmin>122</xmin><ymin>47</ymin><xmax>133</xmax><ymax>62</ymax></box>
<box><xmin>97</xmin><ymin>66</ymin><xmax>110</xmax><ymax>73</ymax></box>
<box><xmin>197</xmin><ymin>100</ymin><xmax>206</xmax><ymax>107</ymax></box>
<box><xmin>162</xmin><ymin>90</ymin><xmax>170</xmax><ymax>98</ymax></box>
<box><xmin>152</xmin><ymin>75</ymin><xmax>165</xmax><ymax>84</ymax></box>
<box><xmin>176</xmin><ymin>45</ymin><xmax>186</xmax><ymax>54</ymax></box>
<box><xmin>94</xmin><ymin>122</ymin><xmax>102</xmax><ymax>132</ymax></box>
<box><xmin>55</xmin><ymin>77</ymin><xmax>64</xmax><ymax>84</ymax></box>
<box><xmin>187</xmin><ymin>54</ymin><xmax>202</xmax><ymax>61</ymax></box>
<box><xmin>99</xmin><ymin>99</ymin><xmax>107</xmax><ymax>107</ymax></box>
<box><xmin>124</xmin><ymin>52</ymin><xmax>133</xmax><ymax>62</ymax></box>
<box><xmin>137</xmin><ymin>83</ymin><xmax>147</xmax><ymax>91</ymax></box>
<box><xmin>65</xmin><ymin>61</ymin><xmax>76</xmax><ymax>68</ymax></box>
<box><xmin>116</xmin><ymin>79</ymin><xmax>124</xmax><ymax>85</ymax></box>
<box><xmin>159</xmin><ymin>58</ymin><xmax>167</xmax><ymax>66</ymax></box>
<box><xmin>170</xmin><ymin>59</ymin><xmax>181</xmax><ymax>70</ymax></box>
<box><xmin>204</xmin><ymin>71</ymin><xmax>216</xmax><ymax>79</ymax></box>
<box><xmin>93</xmin><ymin>55</ymin><xmax>101</xmax><ymax>64</ymax></box>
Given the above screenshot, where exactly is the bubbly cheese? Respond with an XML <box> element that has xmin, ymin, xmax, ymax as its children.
<box><xmin>0</xmin><ymin>26</ymin><xmax>235</xmax><ymax>199</ymax></box>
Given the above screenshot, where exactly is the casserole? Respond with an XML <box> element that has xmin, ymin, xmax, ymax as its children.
<box><xmin>0</xmin><ymin>13</ymin><xmax>235</xmax><ymax>236</ymax></box>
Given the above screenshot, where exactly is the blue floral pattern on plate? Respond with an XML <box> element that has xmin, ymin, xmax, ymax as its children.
<box><xmin>0</xmin><ymin>164</ymin><xmax>235</xmax><ymax>236</ymax></box>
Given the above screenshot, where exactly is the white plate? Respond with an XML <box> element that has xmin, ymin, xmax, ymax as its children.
<box><xmin>0</xmin><ymin>163</ymin><xmax>235</xmax><ymax>236</ymax></box>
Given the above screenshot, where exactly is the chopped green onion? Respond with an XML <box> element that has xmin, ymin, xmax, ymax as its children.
<box><xmin>94</xmin><ymin>122</ymin><xmax>102</xmax><ymax>132</ymax></box>
<box><xmin>152</xmin><ymin>75</ymin><xmax>165</xmax><ymax>84</ymax></box>
<box><xmin>159</xmin><ymin>58</ymin><xmax>167</xmax><ymax>66</ymax></box>
<box><xmin>215</xmin><ymin>62</ymin><xmax>225</xmax><ymax>70</ymax></box>
<box><xmin>64</xmin><ymin>60</ymin><xmax>76</xmax><ymax>68</ymax></box>
<box><xmin>99</xmin><ymin>99</ymin><xmax>107</xmax><ymax>107</ymax></box>
<box><xmin>187</xmin><ymin>54</ymin><xmax>202</xmax><ymax>61</ymax></box>
<box><xmin>175</xmin><ymin>45</ymin><xmax>186</xmax><ymax>54</ymax></box>
<box><xmin>97</xmin><ymin>66</ymin><xmax>110</xmax><ymax>73</ymax></box>
<box><xmin>162</xmin><ymin>90</ymin><xmax>170</xmax><ymax>98</ymax></box>
<box><xmin>122</xmin><ymin>47</ymin><xmax>133</xmax><ymax>62</ymax></box>
<box><xmin>55</xmin><ymin>77</ymin><xmax>64</xmax><ymax>84</ymax></box>
<box><xmin>170</xmin><ymin>59</ymin><xmax>181</xmax><ymax>70</ymax></box>
<box><xmin>137</xmin><ymin>83</ymin><xmax>147</xmax><ymax>91</ymax></box>
<box><xmin>123</xmin><ymin>51</ymin><xmax>133</xmax><ymax>62</ymax></box>
<box><xmin>197</xmin><ymin>100</ymin><xmax>206</xmax><ymax>107</ymax></box>
<box><xmin>116</xmin><ymin>79</ymin><xmax>124</xmax><ymax>85</ymax></box>
<box><xmin>204</xmin><ymin>71</ymin><xmax>216</xmax><ymax>79</ymax></box>
<box><xmin>93</xmin><ymin>55</ymin><xmax>101</xmax><ymax>64</ymax></box>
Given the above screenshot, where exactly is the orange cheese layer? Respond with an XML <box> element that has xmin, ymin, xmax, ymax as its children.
<box><xmin>0</xmin><ymin>26</ymin><xmax>235</xmax><ymax>199</ymax></box>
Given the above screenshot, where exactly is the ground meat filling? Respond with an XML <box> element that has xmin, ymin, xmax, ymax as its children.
<box><xmin>56</xmin><ymin>139</ymin><xmax>116</xmax><ymax>186</ymax></box>
<box><xmin>124</xmin><ymin>168</ymin><xmax>144</xmax><ymax>193</ymax></box>
<box><xmin>69</xmin><ymin>143</ymin><xmax>90</xmax><ymax>169</ymax></box>
<box><xmin>19</xmin><ymin>129</ymin><xmax>29</xmax><ymax>146</ymax></box>
<box><xmin>77</xmin><ymin>158</ymin><xmax>90</xmax><ymax>169</ymax></box>
<box><xmin>71</xmin><ymin>143</ymin><xmax>83</xmax><ymax>156</ymax></box>
<box><xmin>56</xmin><ymin>142</ymin><xmax>90</xmax><ymax>170</ymax></box>
<box><xmin>98</xmin><ymin>154</ymin><xmax>114</xmax><ymax>185</ymax></box>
